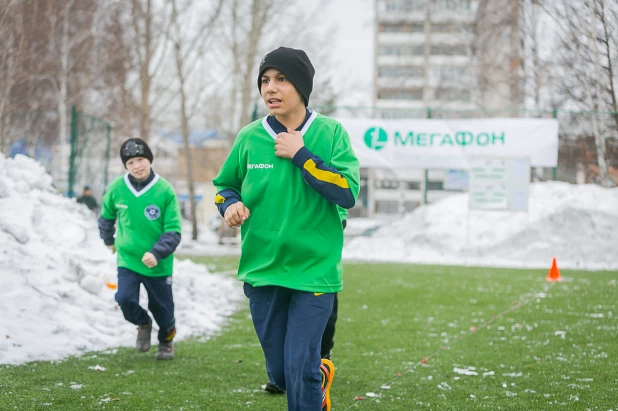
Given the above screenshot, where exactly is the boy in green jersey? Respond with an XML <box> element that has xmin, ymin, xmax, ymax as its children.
<box><xmin>213</xmin><ymin>47</ymin><xmax>360</xmax><ymax>411</ymax></box>
<box><xmin>98</xmin><ymin>138</ymin><xmax>182</xmax><ymax>360</ymax></box>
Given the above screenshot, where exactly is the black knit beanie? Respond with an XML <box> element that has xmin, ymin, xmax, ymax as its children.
<box><xmin>120</xmin><ymin>138</ymin><xmax>153</xmax><ymax>168</ymax></box>
<box><xmin>257</xmin><ymin>47</ymin><xmax>315</xmax><ymax>107</ymax></box>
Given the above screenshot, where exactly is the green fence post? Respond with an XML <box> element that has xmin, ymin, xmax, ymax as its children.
<box><xmin>67</xmin><ymin>105</ymin><xmax>78</xmax><ymax>198</ymax></box>
<box><xmin>423</xmin><ymin>107</ymin><xmax>432</xmax><ymax>204</ymax></box>
<box><xmin>552</xmin><ymin>108</ymin><xmax>558</xmax><ymax>181</ymax></box>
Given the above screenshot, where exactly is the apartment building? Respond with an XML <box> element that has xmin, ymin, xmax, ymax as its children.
<box><xmin>366</xmin><ymin>0</ymin><xmax>480</xmax><ymax>218</ymax></box>
<box><xmin>374</xmin><ymin>0</ymin><xmax>478</xmax><ymax>118</ymax></box>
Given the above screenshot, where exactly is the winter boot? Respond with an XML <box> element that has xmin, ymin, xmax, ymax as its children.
<box><xmin>136</xmin><ymin>318</ymin><xmax>152</xmax><ymax>352</ymax></box>
<box><xmin>155</xmin><ymin>342</ymin><xmax>175</xmax><ymax>360</ymax></box>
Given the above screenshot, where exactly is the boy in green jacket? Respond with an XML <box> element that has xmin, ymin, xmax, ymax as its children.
<box><xmin>99</xmin><ymin>138</ymin><xmax>182</xmax><ymax>360</ymax></box>
<box><xmin>213</xmin><ymin>47</ymin><xmax>360</xmax><ymax>411</ymax></box>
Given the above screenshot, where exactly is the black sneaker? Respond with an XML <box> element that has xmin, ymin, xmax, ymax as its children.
<box><xmin>155</xmin><ymin>342</ymin><xmax>174</xmax><ymax>360</ymax></box>
<box><xmin>136</xmin><ymin>318</ymin><xmax>152</xmax><ymax>352</ymax></box>
<box><xmin>264</xmin><ymin>381</ymin><xmax>285</xmax><ymax>394</ymax></box>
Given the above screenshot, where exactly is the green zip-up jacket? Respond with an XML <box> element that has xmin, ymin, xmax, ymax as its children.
<box><xmin>213</xmin><ymin>112</ymin><xmax>360</xmax><ymax>293</ymax></box>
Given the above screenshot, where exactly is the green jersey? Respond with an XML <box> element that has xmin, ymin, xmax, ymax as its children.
<box><xmin>101</xmin><ymin>173</ymin><xmax>182</xmax><ymax>277</ymax></box>
<box><xmin>214</xmin><ymin>112</ymin><xmax>360</xmax><ymax>293</ymax></box>
<box><xmin>338</xmin><ymin>206</ymin><xmax>348</xmax><ymax>222</ymax></box>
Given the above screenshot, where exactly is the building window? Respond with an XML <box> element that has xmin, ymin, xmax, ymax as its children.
<box><xmin>379</xmin><ymin>45</ymin><xmax>426</xmax><ymax>56</ymax></box>
<box><xmin>379</xmin><ymin>66</ymin><xmax>425</xmax><ymax>78</ymax></box>
<box><xmin>431</xmin><ymin>66</ymin><xmax>468</xmax><ymax>79</ymax></box>
<box><xmin>381</xmin><ymin>0</ymin><xmax>426</xmax><ymax>12</ymax></box>
<box><xmin>379</xmin><ymin>89</ymin><xmax>424</xmax><ymax>100</ymax></box>
<box><xmin>431</xmin><ymin>45</ymin><xmax>467</xmax><ymax>56</ymax></box>
<box><xmin>427</xmin><ymin>181</ymin><xmax>444</xmax><ymax>190</ymax></box>
<box><xmin>431</xmin><ymin>23</ymin><xmax>473</xmax><ymax>33</ymax></box>
<box><xmin>406</xmin><ymin>181</ymin><xmax>421</xmax><ymax>190</ymax></box>
<box><xmin>434</xmin><ymin>0</ymin><xmax>471</xmax><ymax>11</ymax></box>
<box><xmin>376</xmin><ymin>200</ymin><xmax>399</xmax><ymax>214</ymax></box>
<box><xmin>435</xmin><ymin>88</ymin><xmax>471</xmax><ymax>101</ymax></box>
<box><xmin>375</xmin><ymin>179</ymin><xmax>401</xmax><ymax>189</ymax></box>
<box><xmin>380</xmin><ymin>23</ymin><xmax>425</xmax><ymax>33</ymax></box>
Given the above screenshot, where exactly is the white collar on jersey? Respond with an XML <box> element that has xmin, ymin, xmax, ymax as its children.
<box><xmin>124</xmin><ymin>172</ymin><xmax>160</xmax><ymax>197</ymax></box>
<box><xmin>261</xmin><ymin>110</ymin><xmax>319</xmax><ymax>140</ymax></box>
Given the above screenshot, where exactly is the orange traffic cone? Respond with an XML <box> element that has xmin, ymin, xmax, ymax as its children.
<box><xmin>546</xmin><ymin>258</ymin><xmax>561</xmax><ymax>282</ymax></box>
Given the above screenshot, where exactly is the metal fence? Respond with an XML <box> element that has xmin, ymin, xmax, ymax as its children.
<box><xmin>1</xmin><ymin>106</ymin><xmax>113</xmax><ymax>200</ymax></box>
<box><xmin>67</xmin><ymin>106</ymin><xmax>113</xmax><ymax>199</ymax></box>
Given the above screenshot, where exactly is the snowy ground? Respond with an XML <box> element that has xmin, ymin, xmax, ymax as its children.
<box><xmin>0</xmin><ymin>154</ymin><xmax>244</xmax><ymax>365</ymax></box>
<box><xmin>176</xmin><ymin>218</ymin><xmax>240</xmax><ymax>257</ymax></box>
<box><xmin>344</xmin><ymin>182</ymin><xmax>618</xmax><ymax>271</ymax></box>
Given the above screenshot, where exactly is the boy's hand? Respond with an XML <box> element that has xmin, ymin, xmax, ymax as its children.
<box><xmin>142</xmin><ymin>252</ymin><xmax>158</xmax><ymax>268</ymax></box>
<box><xmin>108</xmin><ymin>245</ymin><xmax>116</xmax><ymax>254</ymax></box>
<box><xmin>224</xmin><ymin>202</ymin><xmax>250</xmax><ymax>228</ymax></box>
<box><xmin>275</xmin><ymin>129</ymin><xmax>304</xmax><ymax>159</ymax></box>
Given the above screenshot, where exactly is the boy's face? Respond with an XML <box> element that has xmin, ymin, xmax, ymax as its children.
<box><xmin>260</xmin><ymin>68</ymin><xmax>304</xmax><ymax>116</ymax></box>
<box><xmin>125</xmin><ymin>157</ymin><xmax>151</xmax><ymax>180</ymax></box>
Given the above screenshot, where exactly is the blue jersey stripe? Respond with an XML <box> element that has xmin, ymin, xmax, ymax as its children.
<box><xmin>292</xmin><ymin>147</ymin><xmax>355</xmax><ymax>209</ymax></box>
<box><xmin>214</xmin><ymin>188</ymin><xmax>241</xmax><ymax>216</ymax></box>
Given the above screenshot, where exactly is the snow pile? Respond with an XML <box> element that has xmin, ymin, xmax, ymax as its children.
<box><xmin>344</xmin><ymin>182</ymin><xmax>618</xmax><ymax>270</ymax></box>
<box><xmin>0</xmin><ymin>154</ymin><xmax>243</xmax><ymax>365</ymax></box>
<box><xmin>177</xmin><ymin>217</ymin><xmax>240</xmax><ymax>257</ymax></box>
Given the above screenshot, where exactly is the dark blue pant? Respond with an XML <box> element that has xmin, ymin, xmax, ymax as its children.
<box><xmin>115</xmin><ymin>267</ymin><xmax>176</xmax><ymax>343</ymax></box>
<box><xmin>321</xmin><ymin>293</ymin><xmax>338</xmax><ymax>358</ymax></box>
<box><xmin>243</xmin><ymin>283</ymin><xmax>335</xmax><ymax>411</ymax></box>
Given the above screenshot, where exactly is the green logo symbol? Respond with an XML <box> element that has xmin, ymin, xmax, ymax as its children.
<box><xmin>364</xmin><ymin>127</ymin><xmax>388</xmax><ymax>151</ymax></box>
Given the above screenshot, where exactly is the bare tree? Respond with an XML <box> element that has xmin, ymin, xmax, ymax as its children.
<box><xmin>216</xmin><ymin>0</ymin><xmax>332</xmax><ymax>139</ymax></box>
<box><xmin>169</xmin><ymin>0</ymin><xmax>223</xmax><ymax>240</ymax></box>
<box><xmin>522</xmin><ymin>0</ymin><xmax>547</xmax><ymax>110</ymax></box>
<box><xmin>543</xmin><ymin>0</ymin><xmax>616</xmax><ymax>186</ymax></box>
<box><xmin>595</xmin><ymin>0</ymin><xmax>618</xmax><ymax>132</ymax></box>
<box><xmin>45</xmin><ymin>0</ymin><xmax>108</xmax><ymax>188</ymax></box>
<box><xmin>222</xmin><ymin>0</ymin><xmax>271</xmax><ymax>135</ymax></box>
<box><xmin>129</xmin><ymin>0</ymin><xmax>172</xmax><ymax>142</ymax></box>
<box><xmin>95</xmin><ymin>6</ymin><xmax>134</xmax><ymax>140</ymax></box>
<box><xmin>0</xmin><ymin>0</ymin><xmax>26</xmax><ymax>152</ymax></box>
<box><xmin>475</xmin><ymin>0</ymin><xmax>523</xmax><ymax>111</ymax></box>
<box><xmin>509</xmin><ymin>0</ymin><xmax>522</xmax><ymax>110</ymax></box>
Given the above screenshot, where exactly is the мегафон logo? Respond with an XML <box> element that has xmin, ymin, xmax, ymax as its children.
<box><xmin>364</xmin><ymin>127</ymin><xmax>388</xmax><ymax>151</ymax></box>
<box><xmin>363</xmin><ymin>127</ymin><xmax>506</xmax><ymax>151</ymax></box>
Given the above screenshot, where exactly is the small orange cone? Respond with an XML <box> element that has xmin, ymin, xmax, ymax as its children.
<box><xmin>546</xmin><ymin>258</ymin><xmax>562</xmax><ymax>282</ymax></box>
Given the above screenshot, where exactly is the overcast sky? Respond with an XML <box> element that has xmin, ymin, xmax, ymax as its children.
<box><xmin>305</xmin><ymin>0</ymin><xmax>375</xmax><ymax>106</ymax></box>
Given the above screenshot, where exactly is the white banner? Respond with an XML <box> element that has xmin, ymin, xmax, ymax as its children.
<box><xmin>336</xmin><ymin>118</ymin><xmax>559</xmax><ymax>168</ymax></box>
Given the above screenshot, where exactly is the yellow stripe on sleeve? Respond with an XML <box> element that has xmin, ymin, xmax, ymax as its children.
<box><xmin>303</xmin><ymin>159</ymin><xmax>350</xmax><ymax>189</ymax></box>
<box><xmin>215</xmin><ymin>194</ymin><xmax>226</xmax><ymax>204</ymax></box>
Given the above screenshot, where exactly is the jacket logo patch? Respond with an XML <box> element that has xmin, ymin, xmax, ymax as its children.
<box><xmin>247</xmin><ymin>163</ymin><xmax>274</xmax><ymax>169</ymax></box>
<box><xmin>145</xmin><ymin>205</ymin><xmax>161</xmax><ymax>220</ymax></box>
